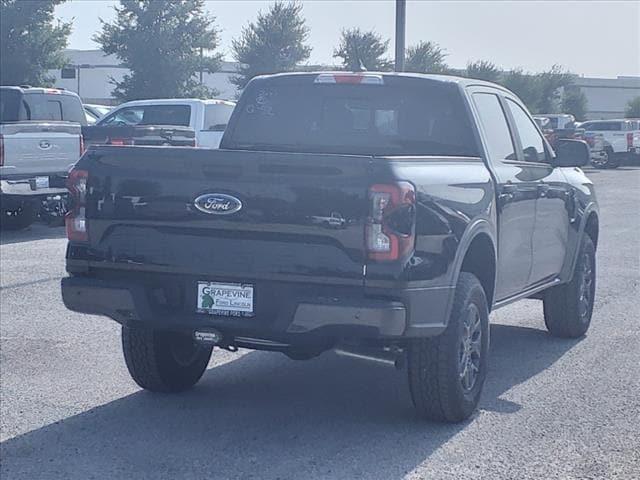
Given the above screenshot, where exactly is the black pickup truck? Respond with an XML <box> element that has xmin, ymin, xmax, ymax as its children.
<box><xmin>62</xmin><ymin>72</ymin><xmax>599</xmax><ymax>422</ymax></box>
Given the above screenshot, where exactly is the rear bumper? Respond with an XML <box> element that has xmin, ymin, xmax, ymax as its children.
<box><xmin>61</xmin><ymin>274</ymin><xmax>451</xmax><ymax>341</ymax></box>
<box><xmin>1</xmin><ymin>174</ymin><xmax>67</xmax><ymax>198</ymax></box>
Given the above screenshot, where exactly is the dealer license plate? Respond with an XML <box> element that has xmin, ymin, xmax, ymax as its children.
<box><xmin>196</xmin><ymin>282</ymin><xmax>254</xmax><ymax>317</ymax></box>
<box><xmin>34</xmin><ymin>176</ymin><xmax>50</xmax><ymax>189</ymax></box>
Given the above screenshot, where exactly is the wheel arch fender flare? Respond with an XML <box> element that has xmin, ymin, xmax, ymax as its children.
<box><xmin>567</xmin><ymin>202</ymin><xmax>599</xmax><ymax>277</ymax></box>
<box><xmin>450</xmin><ymin>218</ymin><xmax>498</xmax><ymax>310</ymax></box>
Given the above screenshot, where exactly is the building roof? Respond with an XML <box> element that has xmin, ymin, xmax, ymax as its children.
<box><xmin>62</xmin><ymin>49</ymin><xmax>240</xmax><ymax>73</ymax></box>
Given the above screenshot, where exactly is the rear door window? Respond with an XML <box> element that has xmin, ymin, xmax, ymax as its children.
<box><xmin>99</xmin><ymin>105</ymin><xmax>191</xmax><ymax>127</ymax></box>
<box><xmin>224</xmin><ymin>79</ymin><xmax>479</xmax><ymax>156</ymax></box>
<box><xmin>472</xmin><ymin>93</ymin><xmax>517</xmax><ymax>162</ymax></box>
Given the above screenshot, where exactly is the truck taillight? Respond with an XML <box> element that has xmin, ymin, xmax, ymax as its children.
<box><xmin>108</xmin><ymin>138</ymin><xmax>134</xmax><ymax>146</ymax></box>
<box><xmin>0</xmin><ymin>134</ymin><xmax>4</xmax><ymax>166</ymax></box>
<box><xmin>628</xmin><ymin>133</ymin><xmax>634</xmax><ymax>149</ymax></box>
<box><xmin>366</xmin><ymin>182</ymin><xmax>416</xmax><ymax>262</ymax></box>
<box><xmin>65</xmin><ymin>169</ymin><xmax>89</xmax><ymax>242</ymax></box>
<box><xmin>80</xmin><ymin>135</ymin><xmax>85</xmax><ymax>157</ymax></box>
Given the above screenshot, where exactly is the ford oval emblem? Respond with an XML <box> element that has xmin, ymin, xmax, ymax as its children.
<box><xmin>194</xmin><ymin>193</ymin><xmax>242</xmax><ymax>215</ymax></box>
<box><xmin>39</xmin><ymin>140</ymin><xmax>52</xmax><ymax>150</ymax></box>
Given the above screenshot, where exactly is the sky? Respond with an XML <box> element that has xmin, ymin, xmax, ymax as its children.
<box><xmin>55</xmin><ymin>0</ymin><xmax>640</xmax><ymax>78</ymax></box>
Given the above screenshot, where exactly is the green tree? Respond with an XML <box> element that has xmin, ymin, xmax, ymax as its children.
<box><xmin>333</xmin><ymin>28</ymin><xmax>392</xmax><ymax>71</ymax></box>
<box><xmin>231</xmin><ymin>1</ymin><xmax>311</xmax><ymax>90</ymax></box>
<box><xmin>95</xmin><ymin>0</ymin><xmax>221</xmax><ymax>101</ymax></box>
<box><xmin>500</xmin><ymin>69</ymin><xmax>540</xmax><ymax>112</ymax></box>
<box><xmin>534</xmin><ymin>65</ymin><xmax>574</xmax><ymax>114</ymax></box>
<box><xmin>465</xmin><ymin>60</ymin><xmax>501</xmax><ymax>83</ymax></box>
<box><xmin>625</xmin><ymin>97</ymin><xmax>640</xmax><ymax>118</ymax></box>
<box><xmin>405</xmin><ymin>41</ymin><xmax>448</xmax><ymax>74</ymax></box>
<box><xmin>562</xmin><ymin>86</ymin><xmax>588</xmax><ymax>121</ymax></box>
<box><xmin>0</xmin><ymin>0</ymin><xmax>71</xmax><ymax>86</ymax></box>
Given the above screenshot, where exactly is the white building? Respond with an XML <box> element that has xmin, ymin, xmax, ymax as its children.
<box><xmin>49</xmin><ymin>49</ymin><xmax>239</xmax><ymax>105</ymax></box>
<box><xmin>50</xmin><ymin>49</ymin><xmax>640</xmax><ymax>120</ymax></box>
<box><xmin>573</xmin><ymin>76</ymin><xmax>640</xmax><ymax>119</ymax></box>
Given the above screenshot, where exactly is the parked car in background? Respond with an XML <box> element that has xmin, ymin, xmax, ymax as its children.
<box><xmin>581</xmin><ymin>132</ymin><xmax>608</xmax><ymax>165</ymax></box>
<box><xmin>96</xmin><ymin>98</ymin><xmax>235</xmax><ymax>148</ymax></box>
<box><xmin>578</xmin><ymin>119</ymin><xmax>640</xmax><ymax>168</ymax></box>
<box><xmin>536</xmin><ymin>113</ymin><xmax>575</xmax><ymax>130</ymax></box>
<box><xmin>0</xmin><ymin>86</ymin><xmax>85</xmax><ymax>230</ymax></box>
<box><xmin>534</xmin><ymin>114</ymin><xmax>606</xmax><ymax>166</ymax></box>
<box><xmin>62</xmin><ymin>72</ymin><xmax>598</xmax><ymax>423</ymax></box>
<box><xmin>625</xmin><ymin>118</ymin><xmax>640</xmax><ymax>159</ymax></box>
<box><xmin>82</xmin><ymin>124</ymin><xmax>196</xmax><ymax>148</ymax></box>
<box><xmin>83</xmin><ymin>104</ymin><xmax>112</xmax><ymax>125</ymax></box>
<box><xmin>309</xmin><ymin>211</ymin><xmax>346</xmax><ymax>229</ymax></box>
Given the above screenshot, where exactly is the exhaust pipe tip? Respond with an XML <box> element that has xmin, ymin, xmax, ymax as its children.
<box><xmin>334</xmin><ymin>346</ymin><xmax>405</xmax><ymax>370</ymax></box>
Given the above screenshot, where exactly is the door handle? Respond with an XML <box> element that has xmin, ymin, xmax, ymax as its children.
<box><xmin>537</xmin><ymin>183</ymin><xmax>549</xmax><ymax>197</ymax></box>
<box><xmin>498</xmin><ymin>183</ymin><xmax>517</xmax><ymax>205</ymax></box>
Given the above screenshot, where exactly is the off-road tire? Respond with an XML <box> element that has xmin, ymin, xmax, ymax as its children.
<box><xmin>593</xmin><ymin>147</ymin><xmax>619</xmax><ymax>169</ymax></box>
<box><xmin>543</xmin><ymin>235</ymin><xmax>596</xmax><ymax>338</ymax></box>
<box><xmin>408</xmin><ymin>272</ymin><xmax>490</xmax><ymax>423</ymax></box>
<box><xmin>122</xmin><ymin>326</ymin><xmax>213</xmax><ymax>392</ymax></box>
<box><xmin>0</xmin><ymin>199</ymin><xmax>36</xmax><ymax>231</ymax></box>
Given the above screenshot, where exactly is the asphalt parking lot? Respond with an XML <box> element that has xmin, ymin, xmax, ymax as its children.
<box><xmin>1</xmin><ymin>167</ymin><xmax>639</xmax><ymax>480</ymax></box>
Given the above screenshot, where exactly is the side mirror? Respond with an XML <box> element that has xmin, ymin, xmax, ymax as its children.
<box><xmin>553</xmin><ymin>139</ymin><xmax>590</xmax><ymax>167</ymax></box>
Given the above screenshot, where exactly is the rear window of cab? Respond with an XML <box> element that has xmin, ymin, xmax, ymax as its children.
<box><xmin>0</xmin><ymin>89</ymin><xmax>85</xmax><ymax>124</ymax></box>
<box><xmin>223</xmin><ymin>76</ymin><xmax>479</xmax><ymax>157</ymax></box>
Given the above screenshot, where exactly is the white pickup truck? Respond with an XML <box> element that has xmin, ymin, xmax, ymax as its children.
<box><xmin>1</xmin><ymin>86</ymin><xmax>85</xmax><ymax>229</ymax></box>
<box><xmin>578</xmin><ymin>119</ymin><xmax>640</xmax><ymax>168</ymax></box>
<box><xmin>95</xmin><ymin>98</ymin><xmax>235</xmax><ymax>149</ymax></box>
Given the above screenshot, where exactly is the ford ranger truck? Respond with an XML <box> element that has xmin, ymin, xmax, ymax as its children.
<box><xmin>61</xmin><ymin>73</ymin><xmax>599</xmax><ymax>423</ymax></box>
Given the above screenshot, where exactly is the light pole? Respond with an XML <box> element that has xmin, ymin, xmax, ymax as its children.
<box><xmin>395</xmin><ymin>0</ymin><xmax>406</xmax><ymax>72</ymax></box>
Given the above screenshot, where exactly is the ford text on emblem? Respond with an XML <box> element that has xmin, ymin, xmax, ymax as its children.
<box><xmin>194</xmin><ymin>193</ymin><xmax>242</xmax><ymax>215</ymax></box>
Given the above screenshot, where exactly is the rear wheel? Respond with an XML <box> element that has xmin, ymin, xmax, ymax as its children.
<box><xmin>0</xmin><ymin>198</ymin><xmax>36</xmax><ymax>231</ymax></box>
<box><xmin>407</xmin><ymin>272</ymin><xmax>489</xmax><ymax>422</ymax></box>
<box><xmin>543</xmin><ymin>235</ymin><xmax>596</xmax><ymax>338</ymax></box>
<box><xmin>122</xmin><ymin>326</ymin><xmax>213</xmax><ymax>392</ymax></box>
<box><xmin>592</xmin><ymin>148</ymin><xmax>619</xmax><ymax>169</ymax></box>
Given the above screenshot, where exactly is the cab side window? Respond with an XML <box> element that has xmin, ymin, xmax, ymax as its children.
<box><xmin>204</xmin><ymin>104</ymin><xmax>233</xmax><ymax>131</ymax></box>
<box><xmin>505</xmin><ymin>99</ymin><xmax>547</xmax><ymax>163</ymax></box>
<box><xmin>472</xmin><ymin>93</ymin><xmax>516</xmax><ymax>162</ymax></box>
<box><xmin>101</xmin><ymin>107</ymin><xmax>144</xmax><ymax>126</ymax></box>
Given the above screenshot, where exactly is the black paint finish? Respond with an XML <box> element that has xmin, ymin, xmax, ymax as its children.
<box><xmin>63</xmin><ymin>73</ymin><xmax>598</xmax><ymax>341</ymax></box>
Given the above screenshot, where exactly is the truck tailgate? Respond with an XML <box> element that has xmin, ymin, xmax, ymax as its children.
<box><xmin>81</xmin><ymin>146</ymin><xmax>372</xmax><ymax>285</ymax></box>
<box><xmin>0</xmin><ymin>122</ymin><xmax>81</xmax><ymax>176</ymax></box>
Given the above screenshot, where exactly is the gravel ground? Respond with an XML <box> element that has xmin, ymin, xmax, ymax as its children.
<box><xmin>1</xmin><ymin>167</ymin><xmax>639</xmax><ymax>480</ymax></box>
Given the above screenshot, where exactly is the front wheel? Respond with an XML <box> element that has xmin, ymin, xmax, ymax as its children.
<box><xmin>543</xmin><ymin>235</ymin><xmax>596</xmax><ymax>338</ymax></box>
<box><xmin>407</xmin><ymin>272</ymin><xmax>490</xmax><ymax>422</ymax></box>
<box><xmin>122</xmin><ymin>326</ymin><xmax>213</xmax><ymax>392</ymax></box>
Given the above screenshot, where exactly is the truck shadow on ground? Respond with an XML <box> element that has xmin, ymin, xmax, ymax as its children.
<box><xmin>1</xmin><ymin>323</ymin><xmax>581</xmax><ymax>480</ymax></box>
<box><xmin>0</xmin><ymin>224</ymin><xmax>65</xmax><ymax>246</ymax></box>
